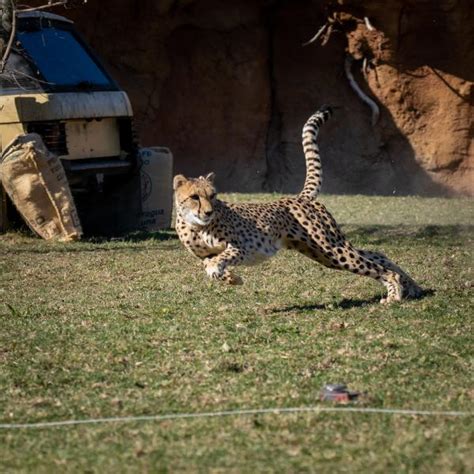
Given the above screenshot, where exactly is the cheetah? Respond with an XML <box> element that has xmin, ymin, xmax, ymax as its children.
<box><xmin>173</xmin><ymin>106</ymin><xmax>423</xmax><ymax>304</ymax></box>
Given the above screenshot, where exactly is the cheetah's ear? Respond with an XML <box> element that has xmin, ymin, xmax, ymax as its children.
<box><xmin>173</xmin><ymin>174</ymin><xmax>187</xmax><ymax>190</ymax></box>
<box><xmin>205</xmin><ymin>172</ymin><xmax>216</xmax><ymax>184</ymax></box>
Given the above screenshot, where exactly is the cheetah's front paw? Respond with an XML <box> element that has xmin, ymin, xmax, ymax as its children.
<box><xmin>205</xmin><ymin>261</ymin><xmax>224</xmax><ymax>280</ymax></box>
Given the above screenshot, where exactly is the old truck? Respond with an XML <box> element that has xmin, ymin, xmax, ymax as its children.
<box><xmin>0</xmin><ymin>10</ymin><xmax>172</xmax><ymax>236</ymax></box>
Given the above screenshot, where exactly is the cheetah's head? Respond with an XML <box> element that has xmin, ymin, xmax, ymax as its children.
<box><xmin>173</xmin><ymin>173</ymin><xmax>217</xmax><ymax>227</ymax></box>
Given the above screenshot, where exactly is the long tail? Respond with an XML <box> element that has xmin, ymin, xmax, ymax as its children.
<box><xmin>298</xmin><ymin>105</ymin><xmax>332</xmax><ymax>199</ymax></box>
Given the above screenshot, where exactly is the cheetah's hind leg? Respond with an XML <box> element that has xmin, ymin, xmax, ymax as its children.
<box><xmin>379</xmin><ymin>271</ymin><xmax>403</xmax><ymax>304</ymax></box>
<box><xmin>358</xmin><ymin>250</ymin><xmax>423</xmax><ymax>300</ymax></box>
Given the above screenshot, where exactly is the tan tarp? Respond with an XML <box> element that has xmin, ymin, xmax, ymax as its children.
<box><xmin>0</xmin><ymin>133</ymin><xmax>82</xmax><ymax>241</ymax></box>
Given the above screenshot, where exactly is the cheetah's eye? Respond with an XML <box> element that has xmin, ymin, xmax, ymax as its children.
<box><xmin>190</xmin><ymin>194</ymin><xmax>199</xmax><ymax>201</ymax></box>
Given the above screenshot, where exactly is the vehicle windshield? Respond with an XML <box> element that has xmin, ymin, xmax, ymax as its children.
<box><xmin>0</xmin><ymin>16</ymin><xmax>117</xmax><ymax>94</ymax></box>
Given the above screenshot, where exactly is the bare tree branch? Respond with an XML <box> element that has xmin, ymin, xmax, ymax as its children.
<box><xmin>320</xmin><ymin>24</ymin><xmax>333</xmax><ymax>46</ymax></box>
<box><xmin>19</xmin><ymin>1</ymin><xmax>70</xmax><ymax>13</ymax></box>
<box><xmin>18</xmin><ymin>0</ymin><xmax>87</xmax><ymax>12</ymax></box>
<box><xmin>362</xmin><ymin>56</ymin><xmax>369</xmax><ymax>80</ymax></box>
<box><xmin>344</xmin><ymin>55</ymin><xmax>380</xmax><ymax>127</ymax></box>
<box><xmin>364</xmin><ymin>16</ymin><xmax>375</xmax><ymax>31</ymax></box>
<box><xmin>1</xmin><ymin>0</ymin><xmax>87</xmax><ymax>74</ymax></box>
<box><xmin>0</xmin><ymin>0</ymin><xmax>16</xmax><ymax>74</ymax></box>
<box><xmin>302</xmin><ymin>22</ymin><xmax>328</xmax><ymax>47</ymax></box>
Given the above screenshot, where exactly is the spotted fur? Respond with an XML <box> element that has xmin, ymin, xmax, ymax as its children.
<box><xmin>173</xmin><ymin>109</ymin><xmax>423</xmax><ymax>304</ymax></box>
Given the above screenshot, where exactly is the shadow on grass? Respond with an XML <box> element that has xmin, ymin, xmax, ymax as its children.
<box><xmin>270</xmin><ymin>295</ymin><xmax>381</xmax><ymax>313</ymax></box>
<box><xmin>0</xmin><ymin>230</ymin><xmax>180</xmax><ymax>255</ymax></box>
<box><xmin>2</xmin><ymin>224</ymin><xmax>470</xmax><ymax>256</ymax></box>
<box><xmin>270</xmin><ymin>289</ymin><xmax>435</xmax><ymax>313</ymax></box>
<box><xmin>89</xmin><ymin>229</ymin><xmax>178</xmax><ymax>243</ymax></box>
<box><xmin>344</xmin><ymin>224</ymin><xmax>473</xmax><ymax>245</ymax></box>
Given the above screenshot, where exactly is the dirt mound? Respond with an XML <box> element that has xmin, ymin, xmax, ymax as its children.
<box><xmin>49</xmin><ymin>0</ymin><xmax>473</xmax><ymax>195</ymax></box>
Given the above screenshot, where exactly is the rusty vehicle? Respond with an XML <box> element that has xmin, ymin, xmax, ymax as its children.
<box><xmin>0</xmin><ymin>11</ymin><xmax>172</xmax><ymax>236</ymax></box>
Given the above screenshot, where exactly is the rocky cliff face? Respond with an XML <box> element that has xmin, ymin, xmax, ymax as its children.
<box><xmin>52</xmin><ymin>0</ymin><xmax>473</xmax><ymax>195</ymax></box>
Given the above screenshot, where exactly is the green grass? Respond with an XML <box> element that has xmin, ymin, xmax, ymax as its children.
<box><xmin>0</xmin><ymin>194</ymin><xmax>473</xmax><ymax>473</ymax></box>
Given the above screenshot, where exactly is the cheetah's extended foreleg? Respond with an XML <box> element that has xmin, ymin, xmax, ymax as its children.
<box><xmin>203</xmin><ymin>246</ymin><xmax>245</xmax><ymax>285</ymax></box>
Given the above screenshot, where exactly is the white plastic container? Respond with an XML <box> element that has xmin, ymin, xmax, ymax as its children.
<box><xmin>138</xmin><ymin>147</ymin><xmax>173</xmax><ymax>230</ymax></box>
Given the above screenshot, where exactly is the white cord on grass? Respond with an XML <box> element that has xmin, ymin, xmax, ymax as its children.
<box><xmin>0</xmin><ymin>406</ymin><xmax>471</xmax><ymax>430</ymax></box>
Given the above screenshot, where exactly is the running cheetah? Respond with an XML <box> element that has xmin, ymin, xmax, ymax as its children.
<box><xmin>173</xmin><ymin>106</ymin><xmax>422</xmax><ymax>303</ymax></box>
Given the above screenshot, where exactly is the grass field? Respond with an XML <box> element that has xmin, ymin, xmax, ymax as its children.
<box><xmin>1</xmin><ymin>194</ymin><xmax>473</xmax><ymax>473</ymax></box>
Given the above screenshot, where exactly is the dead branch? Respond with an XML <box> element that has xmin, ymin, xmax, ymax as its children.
<box><xmin>0</xmin><ymin>0</ymin><xmax>16</xmax><ymax>74</ymax></box>
<box><xmin>344</xmin><ymin>55</ymin><xmax>380</xmax><ymax>126</ymax></box>
<box><xmin>19</xmin><ymin>1</ymin><xmax>69</xmax><ymax>13</ymax></box>
<box><xmin>320</xmin><ymin>24</ymin><xmax>333</xmax><ymax>46</ymax></box>
<box><xmin>19</xmin><ymin>3</ymin><xmax>67</xmax><ymax>13</ymax></box>
<box><xmin>302</xmin><ymin>22</ymin><xmax>328</xmax><ymax>47</ymax></box>
<box><xmin>19</xmin><ymin>0</ymin><xmax>87</xmax><ymax>12</ymax></box>
<box><xmin>362</xmin><ymin>56</ymin><xmax>369</xmax><ymax>80</ymax></box>
<box><xmin>364</xmin><ymin>16</ymin><xmax>375</xmax><ymax>31</ymax></box>
<box><xmin>1</xmin><ymin>0</ymin><xmax>87</xmax><ymax>74</ymax></box>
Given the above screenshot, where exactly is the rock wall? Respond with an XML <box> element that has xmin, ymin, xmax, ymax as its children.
<box><xmin>48</xmin><ymin>0</ymin><xmax>473</xmax><ymax>195</ymax></box>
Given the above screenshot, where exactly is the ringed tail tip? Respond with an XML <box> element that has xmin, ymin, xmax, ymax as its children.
<box><xmin>316</xmin><ymin>104</ymin><xmax>333</xmax><ymax>120</ymax></box>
